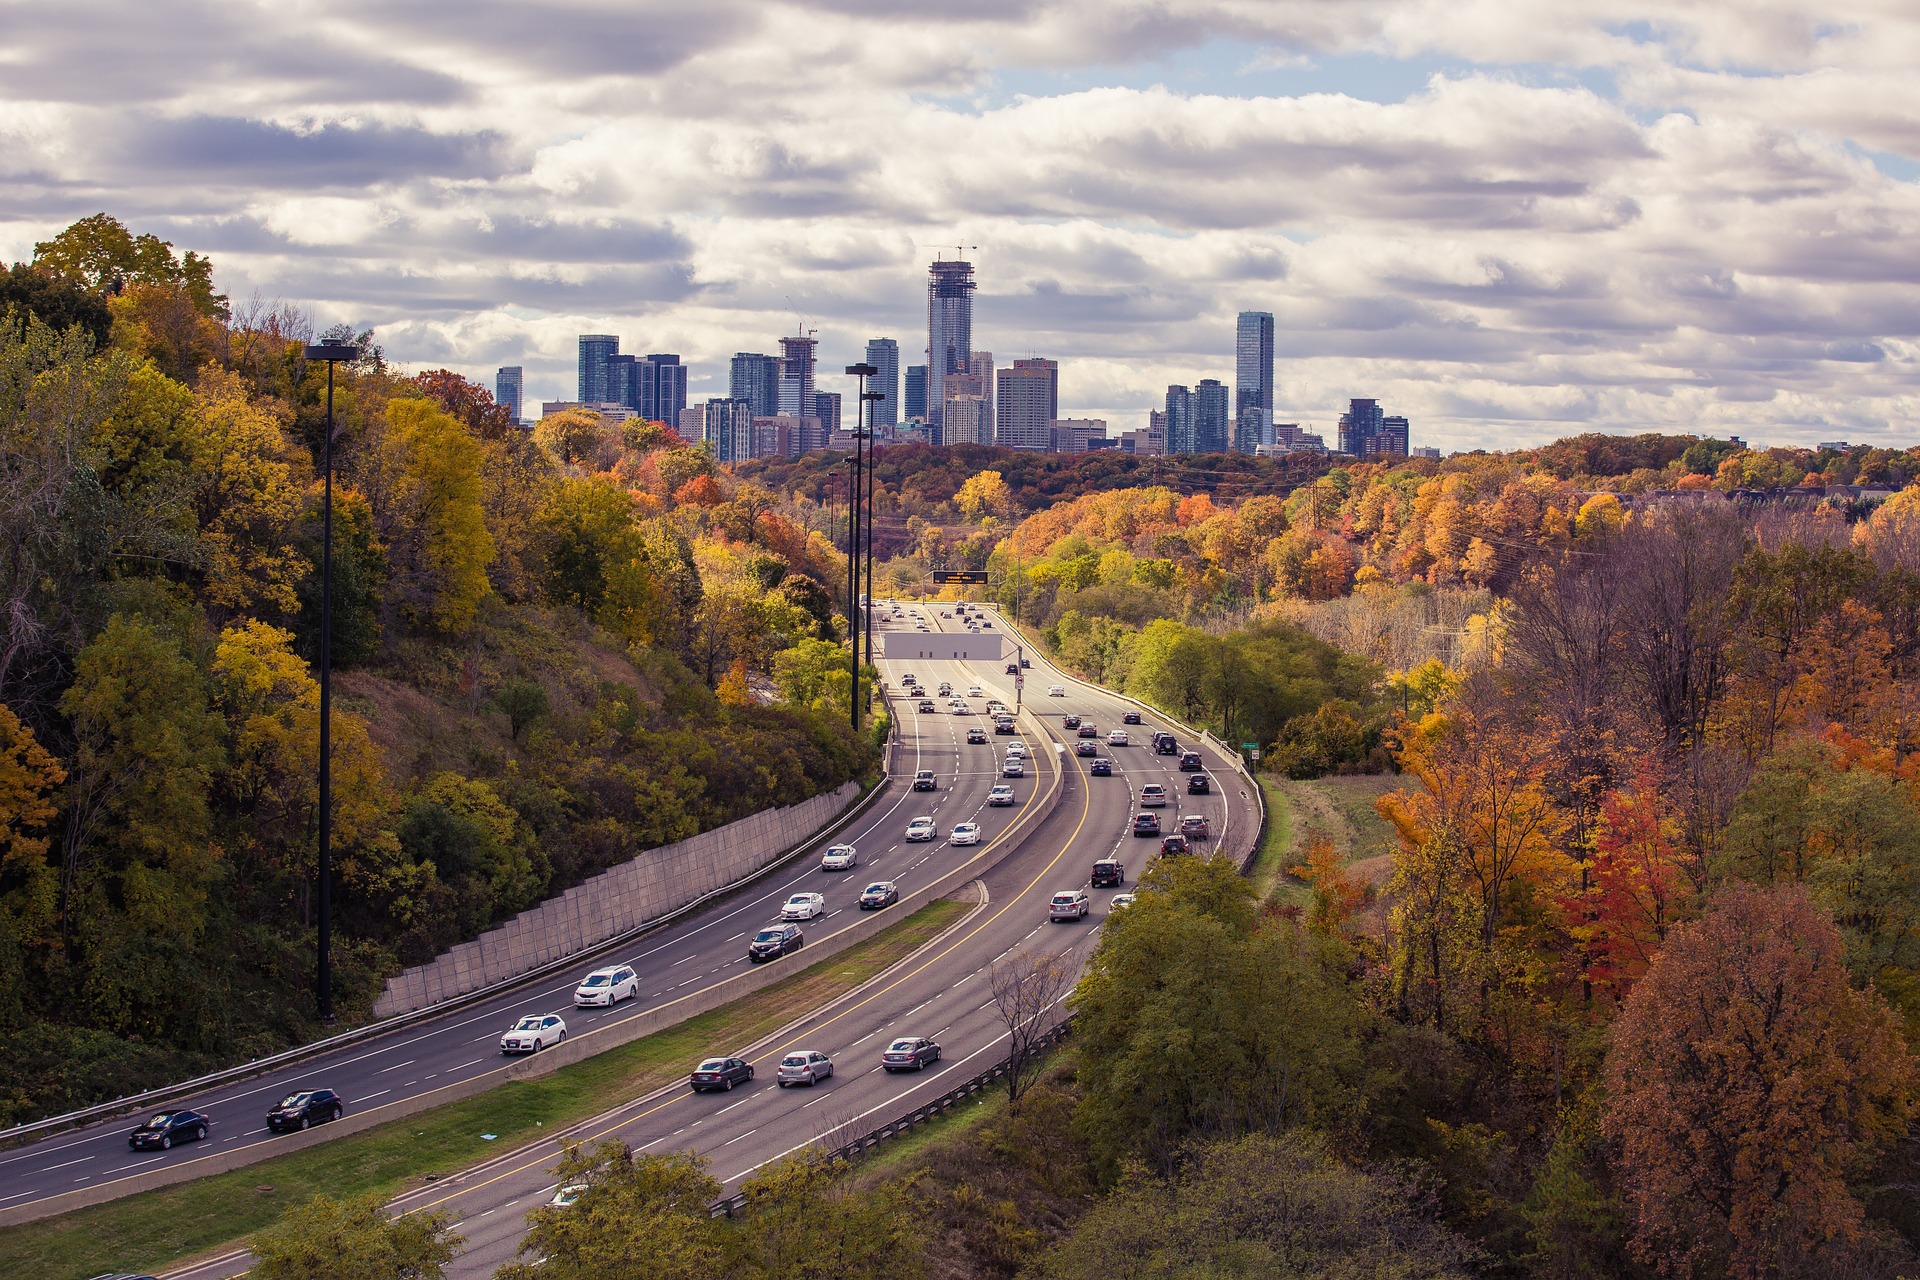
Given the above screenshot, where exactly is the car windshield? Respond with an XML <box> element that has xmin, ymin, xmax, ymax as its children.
<box><xmin>581</xmin><ymin>974</ymin><xmax>609</xmax><ymax>987</ymax></box>
<box><xmin>864</xmin><ymin>883</ymin><xmax>886</xmax><ymax>893</ymax></box>
<box><xmin>148</xmin><ymin>1112</ymin><xmax>175</xmax><ymax>1127</ymax></box>
<box><xmin>514</xmin><ymin>1016</ymin><xmax>542</xmax><ymax>1030</ymax></box>
<box><xmin>755</xmin><ymin>929</ymin><xmax>785</xmax><ymax>943</ymax></box>
<box><xmin>697</xmin><ymin>1059</ymin><xmax>728</xmax><ymax>1072</ymax></box>
<box><xmin>277</xmin><ymin>1093</ymin><xmax>312</xmax><ymax>1109</ymax></box>
<box><xmin>787</xmin><ymin>895</ymin><xmax>810</xmax><ymax>905</ymax></box>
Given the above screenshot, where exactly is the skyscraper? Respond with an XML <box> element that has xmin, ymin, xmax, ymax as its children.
<box><xmin>812</xmin><ymin>391</ymin><xmax>841</xmax><ymax>435</ymax></box>
<box><xmin>577</xmin><ymin>334</ymin><xmax>619</xmax><ymax>403</ymax></box>
<box><xmin>969</xmin><ymin>351</ymin><xmax>994</xmax><ymax>437</ymax></box>
<box><xmin>730</xmin><ymin>352</ymin><xmax>780</xmax><ymax>419</ymax></box>
<box><xmin>606</xmin><ymin>352</ymin><xmax>637</xmax><ymax>409</ymax></box>
<box><xmin>927</xmin><ymin>258</ymin><xmax>975</xmax><ymax>428</ymax></box>
<box><xmin>777</xmin><ymin>334</ymin><xmax>817</xmax><ymax>418</ymax></box>
<box><xmin>904</xmin><ymin>365</ymin><xmax>928</xmax><ymax>420</ymax></box>
<box><xmin>1234</xmin><ymin>311</ymin><xmax>1274</xmax><ymax>453</ymax></box>
<box><xmin>1195</xmin><ymin>379</ymin><xmax>1230</xmax><ymax>454</ymax></box>
<box><xmin>1164</xmin><ymin>385</ymin><xmax>1194</xmax><ymax>454</ymax></box>
<box><xmin>865</xmin><ymin>338</ymin><xmax>900</xmax><ymax>430</ymax></box>
<box><xmin>642</xmin><ymin>354</ymin><xmax>686</xmax><ymax>423</ymax></box>
<box><xmin>995</xmin><ymin>358</ymin><xmax>1058</xmax><ymax>451</ymax></box>
<box><xmin>495</xmin><ymin>366</ymin><xmax>523</xmax><ymax>422</ymax></box>
<box><xmin>1338</xmin><ymin>398</ymin><xmax>1383</xmax><ymax>456</ymax></box>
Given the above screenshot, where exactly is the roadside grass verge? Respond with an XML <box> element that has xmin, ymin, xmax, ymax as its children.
<box><xmin>0</xmin><ymin>898</ymin><xmax>972</xmax><ymax>1280</ymax></box>
<box><xmin>1249</xmin><ymin>774</ymin><xmax>1298</xmax><ymax>902</ymax></box>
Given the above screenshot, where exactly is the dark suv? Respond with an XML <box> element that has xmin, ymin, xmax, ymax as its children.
<box><xmin>1091</xmin><ymin>858</ymin><xmax>1124</xmax><ymax>888</ymax></box>
<box><xmin>1179</xmin><ymin>750</ymin><xmax>1204</xmax><ymax>771</ymax></box>
<box><xmin>749</xmin><ymin>923</ymin><xmax>804</xmax><ymax>962</ymax></box>
<box><xmin>1153</xmin><ymin>732</ymin><xmax>1179</xmax><ymax>755</ymax></box>
<box><xmin>1132</xmin><ymin>812</ymin><xmax>1161</xmax><ymax>837</ymax></box>
<box><xmin>266</xmin><ymin>1088</ymin><xmax>343</xmax><ymax>1134</ymax></box>
<box><xmin>1122</xmin><ymin>710</ymin><xmax>1142</xmax><ymax>725</ymax></box>
<box><xmin>1160</xmin><ymin>834</ymin><xmax>1190</xmax><ymax>856</ymax></box>
<box><xmin>1188</xmin><ymin>773</ymin><xmax>1212</xmax><ymax>794</ymax></box>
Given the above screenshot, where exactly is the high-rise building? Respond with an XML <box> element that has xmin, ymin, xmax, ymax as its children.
<box><xmin>730</xmin><ymin>352</ymin><xmax>780</xmax><ymax>419</ymax></box>
<box><xmin>641</xmin><ymin>354</ymin><xmax>687</xmax><ymax>424</ymax></box>
<box><xmin>968</xmin><ymin>352</ymin><xmax>994</xmax><ymax>437</ymax></box>
<box><xmin>927</xmin><ymin>258</ymin><xmax>975</xmax><ymax>427</ymax></box>
<box><xmin>1235</xmin><ymin>311</ymin><xmax>1274</xmax><ymax>453</ymax></box>
<box><xmin>1338</xmin><ymin>398</ymin><xmax>1383</xmax><ymax>456</ymax></box>
<box><xmin>778</xmin><ymin>334</ymin><xmax>817</xmax><ymax>418</ymax></box>
<box><xmin>1195</xmin><ymin>380</ymin><xmax>1229</xmax><ymax>454</ymax></box>
<box><xmin>943</xmin><ymin>395</ymin><xmax>991</xmax><ymax>446</ymax></box>
<box><xmin>606</xmin><ymin>352</ymin><xmax>637</xmax><ymax>410</ymax></box>
<box><xmin>1378</xmin><ymin>415</ymin><xmax>1410</xmax><ymax>458</ymax></box>
<box><xmin>495</xmin><ymin>366</ymin><xmax>523</xmax><ymax>422</ymax></box>
<box><xmin>996</xmin><ymin>358</ymin><xmax>1058</xmax><ymax>451</ymax></box>
<box><xmin>812</xmin><ymin>391</ymin><xmax>842</xmax><ymax>435</ymax></box>
<box><xmin>1164</xmin><ymin>385</ymin><xmax>1194</xmax><ymax>454</ymax></box>
<box><xmin>577</xmin><ymin>334</ymin><xmax>619</xmax><ymax>403</ymax></box>
<box><xmin>904</xmin><ymin>365</ymin><xmax>928</xmax><ymax>420</ymax></box>
<box><xmin>696</xmin><ymin>397</ymin><xmax>755</xmax><ymax>463</ymax></box>
<box><xmin>865</xmin><ymin>338</ymin><xmax>900</xmax><ymax>430</ymax></box>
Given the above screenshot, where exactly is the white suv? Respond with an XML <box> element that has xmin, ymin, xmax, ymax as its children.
<box><xmin>572</xmin><ymin>966</ymin><xmax>638</xmax><ymax>1006</ymax></box>
<box><xmin>1049</xmin><ymin>888</ymin><xmax>1091</xmax><ymax>921</ymax></box>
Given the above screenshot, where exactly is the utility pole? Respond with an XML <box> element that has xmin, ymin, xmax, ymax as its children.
<box><xmin>845</xmin><ymin>363</ymin><xmax>879</xmax><ymax>731</ymax></box>
<box><xmin>862</xmin><ymin>385</ymin><xmax>884</xmax><ymax>670</ymax></box>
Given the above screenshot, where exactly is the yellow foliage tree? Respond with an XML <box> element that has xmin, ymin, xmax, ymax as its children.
<box><xmin>190</xmin><ymin>367</ymin><xmax>313</xmax><ymax>617</ymax></box>
<box><xmin>388</xmin><ymin>397</ymin><xmax>496</xmax><ymax>633</ymax></box>
<box><xmin>955</xmin><ymin>469</ymin><xmax>1012</xmax><ymax>522</ymax></box>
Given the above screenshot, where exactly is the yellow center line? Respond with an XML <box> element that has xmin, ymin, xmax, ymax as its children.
<box><xmin>404</xmin><ymin>697</ymin><xmax>1095</xmax><ymax>1219</ymax></box>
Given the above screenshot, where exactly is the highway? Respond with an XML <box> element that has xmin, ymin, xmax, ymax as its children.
<box><xmin>91</xmin><ymin>600</ymin><xmax>1253</xmax><ymax>1280</ymax></box>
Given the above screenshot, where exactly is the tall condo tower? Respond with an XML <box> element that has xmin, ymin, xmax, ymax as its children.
<box><xmin>577</xmin><ymin>334</ymin><xmax>619</xmax><ymax>403</ymax></box>
<box><xmin>778</xmin><ymin>333</ymin><xmax>818</xmax><ymax>418</ymax></box>
<box><xmin>927</xmin><ymin>258</ymin><xmax>976</xmax><ymax>430</ymax></box>
<box><xmin>1234</xmin><ymin>311</ymin><xmax>1274</xmax><ymax>453</ymax></box>
<box><xmin>1195</xmin><ymin>379</ymin><xmax>1230</xmax><ymax>454</ymax></box>
<box><xmin>995</xmin><ymin>358</ymin><xmax>1058</xmax><ymax>451</ymax></box>
<box><xmin>865</xmin><ymin>338</ymin><xmax>900</xmax><ymax>430</ymax></box>
<box><xmin>730</xmin><ymin>352</ymin><xmax>781</xmax><ymax>419</ymax></box>
<box><xmin>495</xmin><ymin>366</ymin><xmax>523</xmax><ymax>422</ymax></box>
<box><xmin>1165</xmin><ymin>385</ymin><xmax>1194</xmax><ymax>454</ymax></box>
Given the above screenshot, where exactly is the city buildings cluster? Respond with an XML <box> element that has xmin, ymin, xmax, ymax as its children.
<box><xmin>493</xmin><ymin>260</ymin><xmax>1417</xmax><ymax>463</ymax></box>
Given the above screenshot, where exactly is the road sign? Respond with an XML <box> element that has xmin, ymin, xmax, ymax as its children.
<box><xmin>1248</xmin><ymin>748</ymin><xmax>1261</xmax><ymax>761</ymax></box>
<box><xmin>931</xmin><ymin>570</ymin><xmax>988</xmax><ymax>585</ymax></box>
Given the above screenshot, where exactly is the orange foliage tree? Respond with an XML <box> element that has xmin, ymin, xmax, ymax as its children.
<box><xmin>1561</xmin><ymin>776</ymin><xmax>1693</xmax><ymax>1003</ymax></box>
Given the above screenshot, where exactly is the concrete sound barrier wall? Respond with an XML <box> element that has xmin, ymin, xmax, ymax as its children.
<box><xmin>371</xmin><ymin>781</ymin><xmax>863</xmax><ymax>1018</ymax></box>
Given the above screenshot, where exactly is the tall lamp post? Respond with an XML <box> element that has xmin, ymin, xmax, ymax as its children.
<box><xmin>302</xmin><ymin>341</ymin><xmax>357</xmax><ymax>1023</ymax></box>
<box><xmin>844</xmin><ymin>364</ymin><xmax>878</xmax><ymax>731</ymax></box>
<box><xmin>860</xmin><ymin>386</ymin><xmax>884</xmax><ymax>669</ymax></box>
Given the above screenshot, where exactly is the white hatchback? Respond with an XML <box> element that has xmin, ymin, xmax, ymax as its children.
<box><xmin>950</xmin><ymin>821</ymin><xmax>982</xmax><ymax>845</ymax></box>
<box><xmin>572</xmin><ymin>965</ymin><xmax>639</xmax><ymax>1006</ymax></box>
<box><xmin>781</xmin><ymin>892</ymin><xmax>827</xmax><ymax>920</ymax></box>
<box><xmin>820</xmin><ymin>844</ymin><xmax>858</xmax><ymax>871</ymax></box>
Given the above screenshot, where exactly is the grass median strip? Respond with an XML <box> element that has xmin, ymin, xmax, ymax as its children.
<box><xmin>1249</xmin><ymin>775</ymin><xmax>1296</xmax><ymax>901</ymax></box>
<box><xmin>1</xmin><ymin>897</ymin><xmax>972</xmax><ymax>1280</ymax></box>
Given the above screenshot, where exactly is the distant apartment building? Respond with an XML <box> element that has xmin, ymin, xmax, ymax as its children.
<box><xmin>812</xmin><ymin>390</ymin><xmax>842</xmax><ymax>435</ymax></box>
<box><xmin>1051</xmin><ymin>418</ymin><xmax>1108</xmax><ymax>453</ymax></box>
<box><xmin>904</xmin><ymin>364</ymin><xmax>928</xmax><ymax>420</ymax></box>
<box><xmin>927</xmin><ymin>258</ymin><xmax>976</xmax><ymax>429</ymax></box>
<box><xmin>1194</xmin><ymin>380</ymin><xmax>1229</xmax><ymax>454</ymax></box>
<box><xmin>495</xmin><ymin>366</ymin><xmax>523</xmax><ymax>422</ymax></box>
<box><xmin>1116</xmin><ymin>424</ymin><xmax>1166</xmax><ymax>456</ymax></box>
<box><xmin>778</xmin><ymin>334</ymin><xmax>817</xmax><ymax>418</ymax></box>
<box><xmin>996</xmin><ymin>359</ymin><xmax>1058</xmax><ymax>451</ymax></box>
<box><xmin>752</xmin><ymin>414</ymin><xmax>824</xmax><ymax>459</ymax></box>
<box><xmin>577</xmin><ymin>334</ymin><xmax>619</xmax><ymax>403</ymax></box>
<box><xmin>865</xmin><ymin>338</ymin><xmax>900</xmax><ymax>429</ymax></box>
<box><xmin>541</xmin><ymin>399</ymin><xmax>636</xmax><ymax>424</ymax></box>
<box><xmin>1337</xmin><ymin>399</ymin><xmax>1410</xmax><ymax>458</ymax></box>
<box><xmin>730</xmin><ymin>352</ymin><xmax>781</xmax><ymax>419</ymax></box>
<box><xmin>1235</xmin><ymin>311</ymin><xmax>1274</xmax><ymax>453</ymax></box>
<box><xmin>969</xmin><ymin>351</ymin><xmax>995</xmax><ymax>434</ymax></box>
<box><xmin>689</xmin><ymin>397</ymin><xmax>754</xmax><ymax>463</ymax></box>
<box><xmin>1165</xmin><ymin>386</ymin><xmax>1193</xmax><ymax>454</ymax></box>
<box><xmin>943</xmin><ymin>395</ymin><xmax>992</xmax><ymax>446</ymax></box>
<box><xmin>1274</xmin><ymin>422</ymin><xmax>1301</xmax><ymax>450</ymax></box>
<box><xmin>1412</xmin><ymin>445</ymin><xmax>1442</xmax><ymax>460</ymax></box>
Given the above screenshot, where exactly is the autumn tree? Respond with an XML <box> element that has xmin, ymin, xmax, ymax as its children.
<box><xmin>501</xmin><ymin>1142</ymin><xmax>726</xmax><ymax>1280</ymax></box>
<box><xmin>373</xmin><ymin>397</ymin><xmax>496</xmax><ymax>632</ymax></box>
<box><xmin>954</xmin><ymin>469</ymin><xmax>1012</xmax><ymax>521</ymax></box>
<box><xmin>251</xmin><ymin>1192</ymin><xmax>459</xmax><ymax>1280</ymax></box>
<box><xmin>189</xmin><ymin>367</ymin><xmax>313</xmax><ymax>618</ymax></box>
<box><xmin>33</xmin><ymin>213</ymin><xmax>226</xmax><ymax>317</ymax></box>
<box><xmin>989</xmin><ymin>946</ymin><xmax>1074</xmax><ymax>1105</ymax></box>
<box><xmin>1604</xmin><ymin>884</ymin><xmax>1915</xmax><ymax>1277</ymax></box>
<box><xmin>1562</xmin><ymin>776</ymin><xmax>1694</xmax><ymax>1001</ymax></box>
<box><xmin>0</xmin><ymin>705</ymin><xmax>64</xmax><ymax>1007</ymax></box>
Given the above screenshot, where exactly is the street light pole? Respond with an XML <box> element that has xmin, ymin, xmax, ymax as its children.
<box><xmin>302</xmin><ymin>341</ymin><xmax>358</xmax><ymax>1023</ymax></box>
<box><xmin>844</xmin><ymin>364</ymin><xmax>878</xmax><ymax>733</ymax></box>
<box><xmin>860</xmin><ymin>387</ymin><xmax>884</xmax><ymax>670</ymax></box>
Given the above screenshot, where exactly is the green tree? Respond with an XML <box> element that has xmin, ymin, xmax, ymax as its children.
<box><xmin>0</xmin><ymin>266</ymin><xmax>112</xmax><ymax>347</ymax></box>
<box><xmin>493</xmin><ymin>679</ymin><xmax>550</xmax><ymax>742</ymax></box>
<box><xmin>33</xmin><ymin>213</ymin><xmax>226</xmax><ymax>318</ymax></box>
<box><xmin>251</xmin><ymin>1192</ymin><xmax>459</xmax><ymax>1280</ymax></box>
<box><xmin>501</xmin><ymin>1141</ymin><xmax>727</xmax><ymax>1280</ymax></box>
<box><xmin>731</xmin><ymin>1152</ymin><xmax>926</xmax><ymax>1279</ymax></box>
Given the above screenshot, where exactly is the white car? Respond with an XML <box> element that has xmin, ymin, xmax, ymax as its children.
<box><xmin>950</xmin><ymin>821</ymin><xmax>982</xmax><ymax>845</ymax></box>
<box><xmin>1002</xmin><ymin>758</ymin><xmax>1025</xmax><ymax>777</ymax></box>
<box><xmin>1006</xmin><ymin>741</ymin><xmax>1027</xmax><ymax>758</ymax></box>
<box><xmin>572</xmin><ymin>965</ymin><xmax>639</xmax><ymax>1006</ymax></box>
<box><xmin>1110</xmin><ymin>893</ymin><xmax>1137</xmax><ymax>911</ymax></box>
<box><xmin>1048</xmin><ymin>684</ymin><xmax>1066</xmax><ymax>697</ymax></box>
<box><xmin>820</xmin><ymin>844</ymin><xmax>858</xmax><ymax>871</ymax></box>
<box><xmin>1107</xmin><ymin>729</ymin><xmax>1130</xmax><ymax>746</ymax></box>
<box><xmin>951</xmin><ymin>702</ymin><xmax>970</xmax><ymax>715</ymax></box>
<box><xmin>550</xmin><ymin>1183</ymin><xmax>590</xmax><ymax>1208</ymax></box>
<box><xmin>906</xmin><ymin>816</ymin><xmax>938</xmax><ymax>842</ymax></box>
<box><xmin>988</xmin><ymin>784</ymin><xmax>1016</xmax><ymax>806</ymax></box>
<box><xmin>500</xmin><ymin>1013</ymin><xmax>567</xmax><ymax>1054</ymax></box>
<box><xmin>781</xmin><ymin>892</ymin><xmax>827</xmax><ymax>920</ymax></box>
<box><xmin>966</xmin><ymin>686</ymin><xmax>983</xmax><ymax>698</ymax></box>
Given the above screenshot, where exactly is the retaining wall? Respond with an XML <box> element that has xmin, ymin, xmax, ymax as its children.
<box><xmin>372</xmin><ymin>781</ymin><xmax>862</xmax><ymax>1018</ymax></box>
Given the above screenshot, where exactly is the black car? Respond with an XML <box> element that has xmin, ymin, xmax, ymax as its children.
<box><xmin>128</xmin><ymin>1109</ymin><xmax>209</xmax><ymax>1151</ymax></box>
<box><xmin>1063</xmin><ymin>715</ymin><xmax>1081</xmax><ymax>729</ymax></box>
<box><xmin>1005</xmin><ymin>663</ymin><xmax>1019</xmax><ymax>674</ymax></box>
<box><xmin>1019</xmin><ymin>656</ymin><xmax>1030</xmax><ymax>667</ymax></box>
<box><xmin>1178</xmin><ymin>751</ymin><xmax>1204</xmax><ymax>771</ymax></box>
<box><xmin>1122</xmin><ymin>710</ymin><xmax>1142</xmax><ymax>725</ymax></box>
<box><xmin>1091</xmin><ymin>858</ymin><xmax>1124</xmax><ymax>888</ymax></box>
<box><xmin>1133</xmin><ymin>812</ymin><xmax>1161</xmax><ymax>837</ymax></box>
<box><xmin>1089</xmin><ymin>758</ymin><xmax>1113</xmax><ymax>776</ymax></box>
<box><xmin>859</xmin><ymin>880</ymin><xmax>900</xmax><ymax>909</ymax></box>
<box><xmin>1075</xmin><ymin>740</ymin><xmax>1098</xmax><ymax>756</ymax></box>
<box><xmin>882</xmin><ymin>1036</ymin><xmax>942</xmax><ymax>1072</ymax></box>
<box><xmin>1188</xmin><ymin>773</ymin><xmax>1211</xmax><ymax>794</ymax></box>
<box><xmin>1160</xmin><ymin>834</ymin><xmax>1190</xmax><ymax>856</ymax></box>
<box><xmin>748</xmin><ymin>923</ymin><xmax>804</xmax><ymax>961</ymax></box>
<box><xmin>689</xmin><ymin>1056</ymin><xmax>755</xmax><ymax>1092</ymax></box>
<box><xmin>1077</xmin><ymin>723</ymin><xmax>1098</xmax><ymax>738</ymax></box>
<box><xmin>266</xmin><ymin>1088</ymin><xmax>343</xmax><ymax>1134</ymax></box>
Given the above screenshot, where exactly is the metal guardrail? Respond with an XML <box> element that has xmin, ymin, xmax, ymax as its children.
<box><xmin>709</xmin><ymin>1018</ymin><xmax>1074</xmax><ymax>1217</ymax></box>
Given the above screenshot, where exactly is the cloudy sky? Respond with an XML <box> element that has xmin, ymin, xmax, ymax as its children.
<box><xmin>3</xmin><ymin>0</ymin><xmax>1917</xmax><ymax>452</ymax></box>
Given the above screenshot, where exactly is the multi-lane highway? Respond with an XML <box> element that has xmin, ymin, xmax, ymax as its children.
<box><xmin>11</xmin><ymin>599</ymin><xmax>1254</xmax><ymax>1280</ymax></box>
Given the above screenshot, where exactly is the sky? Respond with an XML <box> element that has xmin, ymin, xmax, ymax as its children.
<box><xmin>3</xmin><ymin>0</ymin><xmax>1918</xmax><ymax>453</ymax></box>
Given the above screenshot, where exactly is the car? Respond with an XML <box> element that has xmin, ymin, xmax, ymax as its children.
<box><xmin>1075</xmin><ymin>739</ymin><xmax>1097</xmax><ymax>756</ymax></box>
<box><xmin>967</xmin><ymin>685</ymin><xmax>983</xmax><ymax>697</ymax></box>
<box><xmin>901</xmin><ymin>673</ymin><xmax>917</xmax><ymax>685</ymax></box>
<box><xmin>1089</xmin><ymin>758</ymin><xmax>1113</xmax><ymax>776</ymax></box>
<box><xmin>1077</xmin><ymin>723</ymin><xmax>1098</xmax><ymax>738</ymax></box>
<box><xmin>938</xmin><ymin>681</ymin><xmax>952</xmax><ymax>695</ymax></box>
<box><xmin>1133</xmin><ymin>812</ymin><xmax>1161</xmax><ymax>837</ymax></box>
<box><xmin>982</xmin><ymin>620</ymin><xmax>994</xmax><ymax>628</ymax></box>
<box><xmin>781</xmin><ymin>892</ymin><xmax>827</xmax><ymax>920</ymax></box>
<box><xmin>987</xmin><ymin>700</ymin><xmax>1008</xmax><ymax>714</ymax></box>
<box><xmin>882</xmin><ymin>1036</ymin><xmax>943</xmax><ymax>1072</ymax></box>
<box><xmin>916</xmin><ymin>625</ymin><xmax>929</xmax><ymax>632</ymax></box>
<box><xmin>1006</xmin><ymin>740</ymin><xmax>1027</xmax><ymax>757</ymax></box>
<box><xmin>1161</xmin><ymin>834</ymin><xmax>1191</xmax><ymax>856</ymax></box>
<box><xmin>950</xmin><ymin>820</ymin><xmax>982</xmax><ymax>845</ymax></box>
<box><xmin>749</xmin><ymin>923</ymin><xmax>805</xmax><ymax>961</ymax></box>
<box><xmin>995</xmin><ymin>718</ymin><xmax>1016</xmax><ymax>734</ymax></box>
<box><xmin>1049</xmin><ymin>888</ymin><xmax>1091</xmax><ymax>921</ymax></box>
<box><xmin>1122</xmin><ymin>710</ymin><xmax>1142</xmax><ymax>725</ymax></box>
<box><xmin>1188</xmin><ymin>773</ymin><xmax>1212</xmax><ymax>794</ymax></box>
<box><xmin>941</xmin><ymin>610</ymin><xmax>951</xmax><ymax>618</ymax></box>
<box><xmin>500</xmin><ymin>1013</ymin><xmax>567</xmax><ymax>1054</ymax></box>
<box><xmin>689</xmin><ymin>1056</ymin><xmax>754</xmax><ymax>1092</ymax></box>
<box><xmin>917</xmin><ymin>699</ymin><xmax>935</xmax><ymax>713</ymax></box>
<box><xmin>988</xmin><ymin>784</ymin><xmax>1016</xmax><ymax>806</ymax></box>
<box><xmin>1006</xmin><ymin>662</ymin><xmax>1020</xmax><ymax>674</ymax></box>
<box><xmin>572</xmin><ymin>964</ymin><xmax>639</xmax><ymax>1006</ymax></box>
<box><xmin>821</xmin><ymin>843</ymin><xmax>859</xmax><ymax>871</ymax></box>
<box><xmin>266</xmin><ymin>1088</ymin><xmax>344</xmax><ymax>1133</ymax></box>
<box><xmin>951</xmin><ymin>702</ymin><xmax>970</xmax><ymax>715</ymax></box>
<box><xmin>913</xmin><ymin>769</ymin><xmax>938</xmax><ymax>791</ymax></box>
<box><xmin>1019</xmin><ymin>656</ymin><xmax>1030</xmax><ymax>667</ymax></box>
<box><xmin>1110</xmin><ymin>892</ymin><xmax>1137</xmax><ymax>910</ymax></box>
<box><xmin>859</xmin><ymin>880</ymin><xmax>900</xmax><ymax>909</ymax></box>
<box><xmin>1091</xmin><ymin>858</ymin><xmax>1124</xmax><ymax>888</ymax></box>
<box><xmin>906</xmin><ymin>816</ymin><xmax>939</xmax><ymax>841</ymax></box>
<box><xmin>777</xmin><ymin>1050</ymin><xmax>834</xmax><ymax>1086</ymax></box>
<box><xmin>1063</xmin><ymin>714</ymin><xmax>1081</xmax><ymax>729</ymax></box>
<box><xmin>1107</xmin><ymin>729</ymin><xmax>1130</xmax><ymax>746</ymax></box>
<box><xmin>127</xmin><ymin>1109</ymin><xmax>208</xmax><ymax>1151</ymax></box>
<box><xmin>1139</xmin><ymin>783</ymin><xmax>1167</xmax><ymax>808</ymax></box>
<box><xmin>1179</xmin><ymin>750</ymin><xmax>1204</xmax><ymax>771</ymax></box>
<box><xmin>1048</xmin><ymin>684</ymin><xmax>1066</xmax><ymax>697</ymax></box>
<box><xmin>967</xmin><ymin>727</ymin><xmax>989</xmax><ymax>744</ymax></box>
<box><xmin>1180</xmin><ymin>814</ymin><xmax>1212</xmax><ymax>839</ymax></box>
<box><xmin>1002</xmin><ymin>758</ymin><xmax>1025</xmax><ymax>777</ymax></box>
<box><xmin>549</xmin><ymin>1183</ymin><xmax>591</xmax><ymax>1208</ymax></box>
